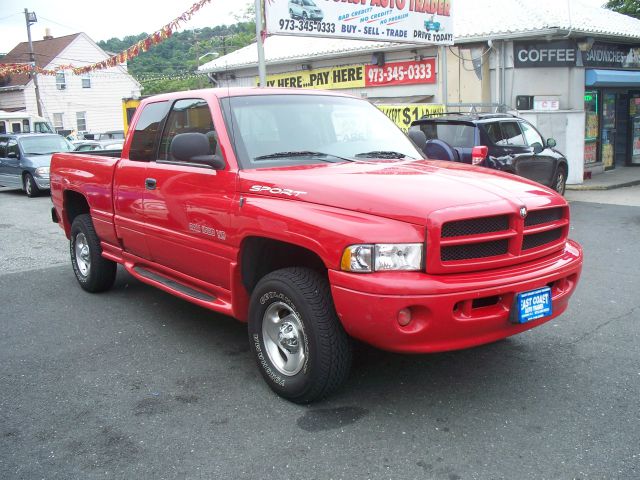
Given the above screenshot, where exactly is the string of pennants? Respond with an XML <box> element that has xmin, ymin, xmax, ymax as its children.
<box><xmin>0</xmin><ymin>0</ymin><xmax>212</xmax><ymax>77</ymax></box>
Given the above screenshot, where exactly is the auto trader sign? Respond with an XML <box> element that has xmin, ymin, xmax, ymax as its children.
<box><xmin>265</xmin><ymin>0</ymin><xmax>454</xmax><ymax>45</ymax></box>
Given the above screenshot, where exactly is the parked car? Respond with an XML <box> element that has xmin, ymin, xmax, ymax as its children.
<box><xmin>288</xmin><ymin>0</ymin><xmax>324</xmax><ymax>21</ymax></box>
<box><xmin>95</xmin><ymin>130</ymin><xmax>125</xmax><ymax>141</ymax></box>
<box><xmin>409</xmin><ymin>114</ymin><xmax>569</xmax><ymax>194</ymax></box>
<box><xmin>73</xmin><ymin>141</ymin><xmax>124</xmax><ymax>152</ymax></box>
<box><xmin>50</xmin><ymin>88</ymin><xmax>582</xmax><ymax>403</ymax></box>
<box><xmin>0</xmin><ymin>133</ymin><xmax>74</xmax><ymax>197</ymax></box>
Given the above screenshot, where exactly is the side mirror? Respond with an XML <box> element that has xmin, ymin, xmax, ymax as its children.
<box><xmin>7</xmin><ymin>151</ymin><xmax>17</xmax><ymax>159</ymax></box>
<box><xmin>546</xmin><ymin>138</ymin><xmax>557</xmax><ymax>148</ymax></box>
<box><xmin>532</xmin><ymin>142</ymin><xmax>543</xmax><ymax>155</ymax></box>
<box><xmin>170</xmin><ymin>132</ymin><xmax>225</xmax><ymax>169</ymax></box>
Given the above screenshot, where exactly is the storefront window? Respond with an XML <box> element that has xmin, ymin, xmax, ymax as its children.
<box><xmin>601</xmin><ymin>93</ymin><xmax>616</xmax><ymax>169</ymax></box>
<box><xmin>631</xmin><ymin>94</ymin><xmax>640</xmax><ymax>165</ymax></box>
<box><xmin>584</xmin><ymin>91</ymin><xmax>599</xmax><ymax>165</ymax></box>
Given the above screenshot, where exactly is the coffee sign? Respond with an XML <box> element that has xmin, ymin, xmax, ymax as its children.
<box><xmin>514</xmin><ymin>41</ymin><xmax>577</xmax><ymax>68</ymax></box>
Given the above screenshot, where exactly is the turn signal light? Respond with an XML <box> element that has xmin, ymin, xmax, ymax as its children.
<box><xmin>471</xmin><ymin>145</ymin><xmax>488</xmax><ymax>166</ymax></box>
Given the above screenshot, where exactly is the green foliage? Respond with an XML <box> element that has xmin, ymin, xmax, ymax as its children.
<box><xmin>605</xmin><ymin>0</ymin><xmax>640</xmax><ymax>19</ymax></box>
<box><xmin>97</xmin><ymin>21</ymin><xmax>256</xmax><ymax>94</ymax></box>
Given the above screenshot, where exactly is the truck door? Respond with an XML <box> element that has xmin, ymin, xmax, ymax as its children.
<box><xmin>114</xmin><ymin>100</ymin><xmax>170</xmax><ymax>260</ymax></box>
<box><xmin>143</xmin><ymin>98</ymin><xmax>236</xmax><ymax>290</ymax></box>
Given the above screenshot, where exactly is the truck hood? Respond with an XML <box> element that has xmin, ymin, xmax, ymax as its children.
<box><xmin>238</xmin><ymin>160</ymin><xmax>562</xmax><ymax>226</ymax></box>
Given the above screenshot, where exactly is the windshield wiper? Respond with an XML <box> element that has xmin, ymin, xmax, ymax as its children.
<box><xmin>354</xmin><ymin>151</ymin><xmax>411</xmax><ymax>159</ymax></box>
<box><xmin>254</xmin><ymin>151</ymin><xmax>353</xmax><ymax>162</ymax></box>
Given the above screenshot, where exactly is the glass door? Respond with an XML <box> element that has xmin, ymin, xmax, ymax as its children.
<box><xmin>601</xmin><ymin>92</ymin><xmax>616</xmax><ymax>170</ymax></box>
<box><xmin>584</xmin><ymin>90</ymin><xmax>599</xmax><ymax>165</ymax></box>
<box><xmin>630</xmin><ymin>93</ymin><xmax>640</xmax><ymax>165</ymax></box>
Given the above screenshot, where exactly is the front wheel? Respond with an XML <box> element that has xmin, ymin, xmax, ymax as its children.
<box><xmin>24</xmin><ymin>173</ymin><xmax>39</xmax><ymax>197</ymax></box>
<box><xmin>554</xmin><ymin>166</ymin><xmax>567</xmax><ymax>195</ymax></box>
<box><xmin>248</xmin><ymin>267</ymin><xmax>352</xmax><ymax>403</ymax></box>
<box><xmin>70</xmin><ymin>214</ymin><xmax>117</xmax><ymax>293</ymax></box>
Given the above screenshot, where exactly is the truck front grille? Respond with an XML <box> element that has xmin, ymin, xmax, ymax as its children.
<box><xmin>432</xmin><ymin>206</ymin><xmax>569</xmax><ymax>273</ymax></box>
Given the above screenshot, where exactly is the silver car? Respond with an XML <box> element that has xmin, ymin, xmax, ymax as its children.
<box><xmin>288</xmin><ymin>0</ymin><xmax>324</xmax><ymax>21</ymax></box>
<box><xmin>0</xmin><ymin>133</ymin><xmax>74</xmax><ymax>197</ymax></box>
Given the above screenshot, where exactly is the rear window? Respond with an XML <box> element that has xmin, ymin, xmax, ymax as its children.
<box><xmin>418</xmin><ymin>122</ymin><xmax>476</xmax><ymax>148</ymax></box>
<box><xmin>129</xmin><ymin>101</ymin><xmax>170</xmax><ymax>161</ymax></box>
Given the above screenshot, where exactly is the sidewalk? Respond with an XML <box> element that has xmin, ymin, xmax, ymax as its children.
<box><xmin>567</xmin><ymin>166</ymin><xmax>640</xmax><ymax>191</ymax></box>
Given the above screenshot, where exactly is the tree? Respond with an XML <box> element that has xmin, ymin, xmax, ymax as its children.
<box><xmin>605</xmin><ymin>0</ymin><xmax>640</xmax><ymax>19</ymax></box>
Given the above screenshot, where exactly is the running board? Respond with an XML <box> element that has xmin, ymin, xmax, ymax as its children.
<box><xmin>133</xmin><ymin>266</ymin><xmax>216</xmax><ymax>302</ymax></box>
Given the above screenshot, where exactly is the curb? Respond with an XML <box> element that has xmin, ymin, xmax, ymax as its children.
<box><xmin>566</xmin><ymin>179</ymin><xmax>640</xmax><ymax>191</ymax></box>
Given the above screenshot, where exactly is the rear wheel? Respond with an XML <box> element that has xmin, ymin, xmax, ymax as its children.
<box><xmin>248</xmin><ymin>267</ymin><xmax>352</xmax><ymax>403</ymax></box>
<box><xmin>70</xmin><ymin>214</ymin><xmax>117</xmax><ymax>292</ymax></box>
<box><xmin>554</xmin><ymin>166</ymin><xmax>567</xmax><ymax>195</ymax></box>
<box><xmin>24</xmin><ymin>173</ymin><xmax>39</xmax><ymax>198</ymax></box>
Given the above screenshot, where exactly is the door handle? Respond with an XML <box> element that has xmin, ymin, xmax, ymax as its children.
<box><xmin>145</xmin><ymin>178</ymin><xmax>157</xmax><ymax>190</ymax></box>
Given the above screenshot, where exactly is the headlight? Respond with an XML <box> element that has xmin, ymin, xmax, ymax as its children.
<box><xmin>341</xmin><ymin>243</ymin><xmax>423</xmax><ymax>272</ymax></box>
<box><xmin>35</xmin><ymin>167</ymin><xmax>50</xmax><ymax>177</ymax></box>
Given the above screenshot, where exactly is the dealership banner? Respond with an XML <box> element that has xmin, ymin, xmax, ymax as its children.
<box><xmin>265</xmin><ymin>0</ymin><xmax>454</xmax><ymax>45</ymax></box>
<box><xmin>260</xmin><ymin>58</ymin><xmax>437</xmax><ymax>89</ymax></box>
<box><xmin>377</xmin><ymin>104</ymin><xmax>445</xmax><ymax>131</ymax></box>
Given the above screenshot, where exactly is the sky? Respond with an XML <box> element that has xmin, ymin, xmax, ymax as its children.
<box><xmin>0</xmin><ymin>0</ymin><xmax>253</xmax><ymax>54</ymax></box>
<box><xmin>0</xmin><ymin>0</ymin><xmax>609</xmax><ymax>55</ymax></box>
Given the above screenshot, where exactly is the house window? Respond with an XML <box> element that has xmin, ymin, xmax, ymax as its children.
<box><xmin>81</xmin><ymin>73</ymin><xmax>91</xmax><ymax>88</ymax></box>
<box><xmin>56</xmin><ymin>71</ymin><xmax>66</xmax><ymax>90</ymax></box>
<box><xmin>53</xmin><ymin>113</ymin><xmax>64</xmax><ymax>130</ymax></box>
<box><xmin>76</xmin><ymin>112</ymin><xmax>87</xmax><ymax>131</ymax></box>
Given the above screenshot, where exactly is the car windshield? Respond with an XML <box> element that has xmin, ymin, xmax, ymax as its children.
<box><xmin>19</xmin><ymin>135</ymin><xmax>74</xmax><ymax>155</ymax></box>
<box><xmin>419</xmin><ymin>122</ymin><xmax>476</xmax><ymax>148</ymax></box>
<box><xmin>223</xmin><ymin>94</ymin><xmax>422</xmax><ymax>169</ymax></box>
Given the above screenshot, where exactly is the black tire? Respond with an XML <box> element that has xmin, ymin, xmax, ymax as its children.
<box><xmin>24</xmin><ymin>173</ymin><xmax>39</xmax><ymax>198</ymax></box>
<box><xmin>70</xmin><ymin>214</ymin><xmax>117</xmax><ymax>293</ymax></box>
<box><xmin>554</xmin><ymin>165</ymin><xmax>567</xmax><ymax>196</ymax></box>
<box><xmin>248</xmin><ymin>267</ymin><xmax>352</xmax><ymax>403</ymax></box>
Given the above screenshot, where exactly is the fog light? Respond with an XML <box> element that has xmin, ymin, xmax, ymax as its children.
<box><xmin>397</xmin><ymin>308</ymin><xmax>412</xmax><ymax>326</ymax></box>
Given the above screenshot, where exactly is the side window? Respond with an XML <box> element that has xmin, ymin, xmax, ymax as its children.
<box><xmin>158</xmin><ymin>98</ymin><xmax>219</xmax><ymax>161</ymax></box>
<box><xmin>0</xmin><ymin>122</ymin><xmax>6</xmax><ymax>134</ymax></box>
<box><xmin>484</xmin><ymin>122</ymin><xmax>505</xmax><ymax>145</ymax></box>
<box><xmin>7</xmin><ymin>139</ymin><xmax>19</xmax><ymax>157</ymax></box>
<box><xmin>499</xmin><ymin>121</ymin><xmax>526</xmax><ymax>146</ymax></box>
<box><xmin>129</xmin><ymin>101</ymin><xmax>170</xmax><ymax>162</ymax></box>
<box><xmin>520</xmin><ymin>121</ymin><xmax>544</xmax><ymax>148</ymax></box>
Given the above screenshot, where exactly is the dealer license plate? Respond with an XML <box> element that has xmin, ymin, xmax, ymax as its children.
<box><xmin>515</xmin><ymin>287</ymin><xmax>552</xmax><ymax>324</ymax></box>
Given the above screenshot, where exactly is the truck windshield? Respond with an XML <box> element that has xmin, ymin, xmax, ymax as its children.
<box><xmin>19</xmin><ymin>135</ymin><xmax>74</xmax><ymax>155</ymax></box>
<box><xmin>222</xmin><ymin>94</ymin><xmax>422</xmax><ymax>169</ymax></box>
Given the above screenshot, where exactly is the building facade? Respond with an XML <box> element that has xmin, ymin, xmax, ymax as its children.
<box><xmin>0</xmin><ymin>32</ymin><xmax>141</xmax><ymax>135</ymax></box>
<box><xmin>199</xmin><ymin>0</ymin><xmax>640</xmax><ymax>184</ymax></box>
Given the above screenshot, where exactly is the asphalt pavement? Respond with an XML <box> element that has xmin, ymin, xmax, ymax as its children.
<box><xmin>0</xmin><ymin>186</ymin><xmax>639</xmax><ymax>480</ymax></box>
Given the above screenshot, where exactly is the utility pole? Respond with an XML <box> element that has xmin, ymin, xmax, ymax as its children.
<box><xmin>255</xmin><ymin>0</ymin><xmax>266</xmax><ymax>87</ymax></box>
<box><xmin>24</xmin><ymin>9</ymin><xmax>43</xmax><ymax>117</ymax></box>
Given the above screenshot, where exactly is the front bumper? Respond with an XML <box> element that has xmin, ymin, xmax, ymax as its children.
<box><xmin>330</xmin><ymin>240</ymin><xmax>583</xmax><ymax>353</ymax></box>
<box><xmin>34</xmin><ymin>176</ymin><xmax>50</xmax><ymax>189</ymax></box>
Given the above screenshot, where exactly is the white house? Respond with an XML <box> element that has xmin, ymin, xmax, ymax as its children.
<box><xmin>0</xmin><ymin>32</ymin><xmax>141</xmax><ymax>134</ymax></box>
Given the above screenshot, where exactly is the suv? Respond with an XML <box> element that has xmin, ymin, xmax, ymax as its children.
<box><xmin>288</xmin><ymin>0</ymin><xmax>324</xmax><ymax>21</ymax></box>
<box><xmin>409</xmin><ymin>114</ymin><xmax>568</xmax><ymax>195</ymax></box>
<box><xmin>0</xmin><ymin>133</ymin><xmax>74</xmax><ymax>197</ymax></box>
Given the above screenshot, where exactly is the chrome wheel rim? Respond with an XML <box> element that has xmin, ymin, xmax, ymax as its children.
<box><xmin>262</xmin><ymin>301</ymin><xmax>306</xmax><ymax>376</ymax></box>
<box><xmin>74</xmin><ymin>232</ymin><xmax>91</xmax><ymax>277</ymax></box>
<box><xmin>25</xmin><ymin>177</ymin><xmax>31</xmax><ymax>195</ymax></box>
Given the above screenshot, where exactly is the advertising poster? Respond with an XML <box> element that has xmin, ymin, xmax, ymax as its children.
<box><xmin>377</xmin><ymin>104</ymin><xmax>445</xmax><ymax>131</ymax></box>
<box><xmin>260</xmin><ymin>58</ymin><xmax>437</xmax><ymax>89</ymax></box>
<box><xmin>265</xmin><ymin>0</ymin><xmax>454</xmax><ymax>45</ymax></box>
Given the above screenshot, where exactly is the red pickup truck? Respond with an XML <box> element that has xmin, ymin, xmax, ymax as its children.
<box><xmin>50</xmin><ymin>88</ymin><xmax>583</xmax><ymax>403</ymax></box>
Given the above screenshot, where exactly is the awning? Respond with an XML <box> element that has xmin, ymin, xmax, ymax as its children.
<box><xmin>585</xmin><ymin>69</ymin><xmax>640</xmax><ymax>87</ymax></box>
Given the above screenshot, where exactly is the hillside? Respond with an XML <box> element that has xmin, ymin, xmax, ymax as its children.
<box><xmin>97</xmin><ymin>22</ymin><xmax>255</xmax><ymax>94</ymax></box>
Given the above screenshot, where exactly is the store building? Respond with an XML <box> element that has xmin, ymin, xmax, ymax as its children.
<box><xmin>199</xmin><ymin>0</ymin><xmax>640</xmax><ymax>184</ymax></box>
